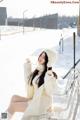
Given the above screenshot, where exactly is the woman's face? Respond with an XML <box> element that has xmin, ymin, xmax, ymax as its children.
<box><xmin>38</xmin><ymin>52</ymin><xmax>46</xmax><ymax>65</ymax></box>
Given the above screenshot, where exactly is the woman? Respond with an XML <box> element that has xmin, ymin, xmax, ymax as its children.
<box><xmin>5</xmin><ymin>49</ymin><xmax>58</xmax><ymax>120</ymax></box>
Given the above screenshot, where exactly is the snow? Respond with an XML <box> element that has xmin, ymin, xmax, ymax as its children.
<box><xmin>0</xmin><ymin>26</ymin><xmax>80</xmax><ymax>119</ymax></box>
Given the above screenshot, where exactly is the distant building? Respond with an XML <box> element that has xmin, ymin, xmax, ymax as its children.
<box><xmin>24</xmin><ymin>13</ymin><xmax>58</xmax><ymax>29</ymax></box>
<box><xmin>7</xmin><ymin>13</ymin><xmax>58</xmax><ymax>29</ymax></box>
<box><xmin>0</xmin><ymin>7</ymin><xmax>7</xmax><ymax>25</ymax></box>
<box><xmin>7</xmin><ymin>18</ymin><xmax>19</xmax><ymax>26</ymax></box>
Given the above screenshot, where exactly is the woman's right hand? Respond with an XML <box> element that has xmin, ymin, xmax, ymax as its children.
<box><xmin>24</xmin><ymin>58</ymin><xmax>32</xmax><ymax>83</ymax></box>
<box><xmin>25</xmin><ymin>58</ymin><xmax>31</xmax><ymax>64</ymax></box>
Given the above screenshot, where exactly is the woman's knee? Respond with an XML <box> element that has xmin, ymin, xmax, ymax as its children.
<box><xmin>11</xmin><ymin>95</ymin><xmax>18</xmax><ymax>102</ymax></box>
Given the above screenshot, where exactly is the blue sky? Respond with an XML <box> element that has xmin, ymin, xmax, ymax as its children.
<box><xmin>0</xmin><ymin>0</ymin><xmax>79</xmax><ymax>18</ymax></box>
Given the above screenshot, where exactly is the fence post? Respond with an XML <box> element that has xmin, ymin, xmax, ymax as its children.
<box><xmin>73</xmin><ymin>32</ymin><xmax>76</xmax><ymax>80</ymax></box>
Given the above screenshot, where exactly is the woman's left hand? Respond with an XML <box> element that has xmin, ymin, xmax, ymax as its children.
<box><xmin>47</xmin><ymin>70</ymin><xmax>54</xmax><ymax>77</ymax></box>
<box><xmin>47</xmin><ymin>70</ymin><xmax>58</xmax><ymax>79</ymax></box>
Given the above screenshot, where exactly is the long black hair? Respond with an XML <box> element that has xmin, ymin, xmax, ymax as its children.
<box><xmin>29</xmin><ymin>51</ymin><xmax>48</xmax><ymax>88</ymax></box>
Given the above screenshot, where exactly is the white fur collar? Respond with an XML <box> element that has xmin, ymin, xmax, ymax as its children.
<box><xmin>36</xmin><ymin>64</ymin><xmax>44</xmax><ymax>73</ymax></box>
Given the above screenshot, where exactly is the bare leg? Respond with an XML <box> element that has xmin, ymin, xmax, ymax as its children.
<box><xmin>6</xmin><ymin>95</ymin><xmax>31</xmax><ymax>118</ymax></box>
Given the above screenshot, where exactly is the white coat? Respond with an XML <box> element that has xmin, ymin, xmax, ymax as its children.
<box><xmin>22</xmin><ymin>59</ymin><xmax>60</xmax><ymax>120</ymax></box>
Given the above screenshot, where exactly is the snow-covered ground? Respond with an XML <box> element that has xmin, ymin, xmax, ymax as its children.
<box><xmin>0</xmin><ymin>26</ymin><xmax>80</xmax><ymax>119</ymax></box>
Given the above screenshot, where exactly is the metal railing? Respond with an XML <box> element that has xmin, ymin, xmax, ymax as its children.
<box><xmin>25</xmin><ymin>69</ymin><xmax>80</xmax><ymax>120</ymax></box>
<box><xmin>63</xmin><ymin>59</ymin><xmax>80</xmax><ymax>79</ymax></box>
